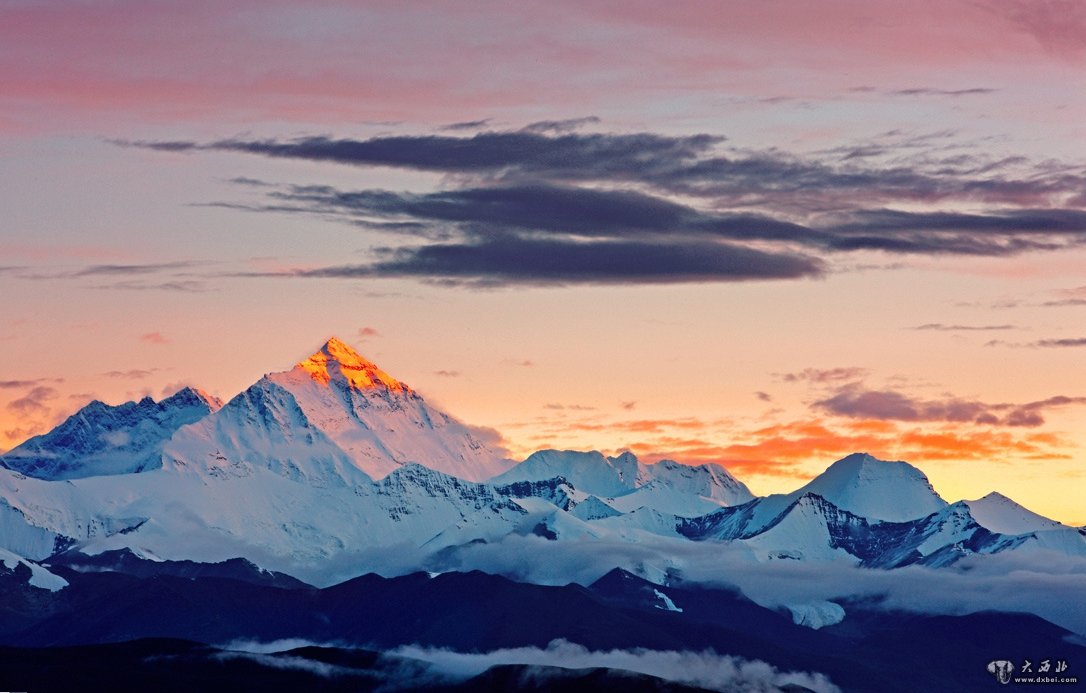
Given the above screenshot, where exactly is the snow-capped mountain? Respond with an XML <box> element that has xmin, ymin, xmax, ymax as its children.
<box><xmin>790</xmin><ymin>452</ymin><xmax>947</xmax><ymax>522</ymax></box>
<box><xmin>964</xmin><ymin>491</ymin><xmax>1065</xmax><ymax>534</ymax></box>
<box><xmin>676</xmin><ymin>453</ymin><xmax>949</xmax><ymax>548</ymax></box>
<box><xmin>164</xmin><ymin>338</ymin><xmax>513</xmax><ymax>483</ymax></box>
<box><xmin>491</xmin><ymin>450</ymin><xmax>646</xmax><ymax>496</ymax></box>
<box><xmin>0</xmin><ymin>338</ymin><xmax>1082</xmax><ymax>597</ymax></box>
<box><xmin>490</xmin><ymin>448</ymin><xmax>753</xmax><ymax>515</ymax></box>
<box><xmin>0</xmin><ymin>387</ymin><xmax>220</xmax><ymax>480</ymax></box>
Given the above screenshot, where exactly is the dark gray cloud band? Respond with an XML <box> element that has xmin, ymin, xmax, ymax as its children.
<box><xmin>118</xmin><ymin>125</ymin><xmax>1086</xmax><ymax>286</ymax></box>
<box><xmin>288</xmin><ymin>237</ymin><xmax>823</xmax><ymax>287</ymax></box>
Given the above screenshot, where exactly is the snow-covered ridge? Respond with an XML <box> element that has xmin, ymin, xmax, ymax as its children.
<box><xmin>964</xmin><ymin>492</ymin><xmax>1065</xmax><ymax>534</ymax></box>
<box><xmin>490</xmin><ymin>448</ymin><xmax>754</xmax><ymax>514</ymax></box>
<box><xmin>0</xmin><ymin>387</ymin><xmax>220</xmax><ymax>480</ymax></box>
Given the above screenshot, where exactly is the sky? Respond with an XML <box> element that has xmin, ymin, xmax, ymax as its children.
<box><xmin>2</xmin><ymin>0</ymin><xmax>1085</xmax><ymax>524</ymax></box>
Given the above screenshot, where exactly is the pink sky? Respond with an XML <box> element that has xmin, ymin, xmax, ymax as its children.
<box><xmin>2</xmin><ymin>1</ymin><xmax>1085</xmax><ymax>523</ymax></box>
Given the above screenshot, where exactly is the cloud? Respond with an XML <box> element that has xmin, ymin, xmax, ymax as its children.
<box><xmin>433</xmin><ymin>370</ymin><xmax>460</xmax><ymax>377</ymax></box>
<box><xmin>520</xmin><ymin>116</ymin><xmax>602</xmax><ymax>134</ymax></box>
<box><xmin>357</xmin><ymin>326</ymin><xmax>380</xmax><ymax>338</ymax></box>
<box><xmin>266</xmin><ymin>182</ymin><xmax>826</xmax><ymax>245</ymax></box>
<box><xmin>228</xmin><ymin>181</ymin><xmax>825</xmax><ymax>285</ymax></box>
<box><xmin>440</xmin><ymin>118</ymin><xmax>493</xmax><ymax>131</ymax></box>
<box><xmin>910</xmin><ymin>323</ymin><xmax>1016</xmax><ymax>331</ymax></box>
<box><xmin>988</xmin><ymin>336</ymin><xmax>1086</xmax><ymax>348</ymax></box>
<box><xmin>73</xmin><ymin>261</ymin><xmax>196</xmax><ymax>277</ymax></box>
<box><xmin>998</xmin><ymin>0</ymin><xmax>1086</xmax><ymax>58</ymax></box>
<box><xmin>126</xmin><ymin>126</ymin><xmax>1086</xmax><ymax>288</ymax></box>
<box><xmin>1034</xmin><ymin>337</ymin><xmax>1086</xmax><ymax>347</ymax></box>
<box><xmin>621</xmin><ymin>401</ymin><xmax>637</xmax><ymax>410</ymax></box>
<box><xmin>226</xmin><ymin>176</ymin><xmax>275</xmax><ymax>187</ymax></box>
<box><xmin>212</xmin><ymin>651</ymin><xmax>346</xmax><ymax>678</ymax></box>
<box><xmin>616</xmin><ymin>414</ymin><xmax>1071</xmax><ymax>479</ymax></box>
<box><xmin>778</xmin><ymin>367</ymin><xmax>869</xmax><ymax>383</ymax></box>
<box><xmin>570</xmin><ymin>417</ymin><xmax>712</xmax><ymax>435</ymax></box>
<box><xmin>140</xmin><ymin>332</ymin><xmax>169</xmax><ymax>345</ymax></box>
<box><xmin>124</xmin><ymin>129</ymin><xmax>1086</xmax><ymax>214</ymax></box>
<box><xmin>120</xmin><ymin>131</ymin><xmax>723</xmax><ymax>181</ymax></box>
<box><xmin>5</xmin><ymin>385</ymin><xmax>59</xmax><ymax>417</ymax></box>
<box><xmin>464</xmin><ymin>424</ymin><xmax>512</xmax><ymax>459</ymax></box>
<box><xmin>290</xmin><ymin>237</ymin><xmax>824</xmax><ymax>287</ymax></box>
<box><xmin>821</xmin><ymin>208</ymin><xmax>1086</xmax><ymax>255</ymax></box>
<box><xmin>221</xmin><ymin>635</ymin><xmax>840</xmax><ymax>692</ymax></box>
<box><xmin>755</xmin><ymin>391</ymin><xmax>773</xmax><ymax>402</ymax></box>
<box><xmin>90</xmin><ymin>279</ymin><xmax>208</xmax><ymax>292</ymax></box>
<box><xmin>389</xmin><ymin>640</ymin><xmax>840</xmax><ymax>693</ymax></box>
<box><xmin>2</xmin><ymin>384</ymin><xmax>64</xmax><ymax>449</ymax></box>
<box><xmin>813</xmin><ymin>384</ymin><xmax>1086</xmax><ymax>427</ymax></box>
<box><xmin>103</xmin><ymin>369</ymin><xmax>156</xmax><ymax>379</ymax></box>
<box><xmin>0</xmin><ymin>378</ymin><xmax>59</xmax><ymax>389</ymax></box>
<box><xmin>12</xmin><ymin>262</ymin><xmax>208</xmax><ymax>291</ymax></box>
<box><xmin>887</xmin><ymin>87</ymin><xmax>998</xmax><ymax>97</ymax></box>
<box><xmin>424</xmin><ymin>532</ymin><xmax>1086</xmax><ymax>637</ymax></box>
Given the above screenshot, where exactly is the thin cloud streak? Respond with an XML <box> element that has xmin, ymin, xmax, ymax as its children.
<box><xmin>1035</xmin><ymin>337</ymin><xmax>1086</xmax><ymax>348</ymax></box>
<box><xmin>814</xmin><ymin>385</ymin><xmax>1086</xmax><ymax>427</ymax></box>
<box><xmin>911</xmin><ymin>323</ymin><xmax>1017</xmax><ymax>331</ymax></box>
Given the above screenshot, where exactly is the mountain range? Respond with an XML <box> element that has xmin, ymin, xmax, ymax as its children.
<box><xmin>1</xmin><ymin>337</ymin><xmax>1083</xmax><ymax>691</ymax></box>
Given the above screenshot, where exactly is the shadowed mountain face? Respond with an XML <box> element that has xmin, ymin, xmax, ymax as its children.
<box><xmin>0</xmin><ymin>387</ymin><xmax>220</xmax><ymax>480</ymax></box>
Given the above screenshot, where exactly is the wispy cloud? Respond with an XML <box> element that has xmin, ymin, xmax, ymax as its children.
<box><xmin>987</xmin><ymin>336</ymin><xmax>1086</xmax><ymax>348</ymax></box>
<box><xmin>814</xmin><ymin>384</ymin><xmax>1086</xmax><ymax>427</ymax></box>
<box><xmin>778</xmin><ymin>367</ymin><xmax>869</xmax><ymax>383</ymax></box>
<box><xmin>997</xmin><ymin>0</ymin><xmax>1086</xmax><ymax>58</ymax></box>
<box><xmin>0</xmin><ymin>378</ymin><xmax>61</xmax><ymax>389</ymax></box>
<box><xmin>543</xmin><ymin>403</ymin><xmax>597</xmax><ymax>411</ymax></box>
<box><xmin>389</xmin><ymin>640</ymin><xmax>840</xmax><ymax>693</ymax></box>
<box><xmin>2</xmin><ymin>384</ymin><xmax>64</xmax><ymax>449</ymax></box>
<box><xmin>89</xmin><ymin>279</ymin><xmax>208</xmax><ymax>292</ymax></box>
<box><xmin>140</xmin><ymin>332</ymin><xmax>170</xmax><ymax>345</ymax></box>
<box><xmin>72</xmin><ymin>261</ymin><xmax>197</xmax><ymax>277</ymax></box>
<box><xmin>910</xmin><ymin>323</ymin><xmax>1017</xmax><ymax>331</ymax></box>
<box><xmin>1035</xmin><ymin>337</ymin><xmax>1086</xmax><ymax>347</ymax></box>
<box><xmin>6</xmin><ymin>385</ymin><xmax>59</xmax><ymax>417</ymax></box>
<box><xmin>888</xmin><ymin>87</ymin><xmax>998</xmax><ymax>97</ymax></box>
<box><xmin>102</xmin><ymin>369</ymin><xmax>156</xmax><ymax>380</ymax></box>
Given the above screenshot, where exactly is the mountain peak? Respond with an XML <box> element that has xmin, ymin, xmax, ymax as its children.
<box><xmin>163</xmin><ymin>386</ymin><xmax>223</xmax><ymax>412</ymax></box>
<box><xmin>794</xmin><ymin>452</ymin><xmax>947</xmax><ymax>522</ymax></box>
<box><xmin>964</xmin><ymin>491</ymin><xmax>1062</xmax><ymax>534</ymax></box>
<box><xmin>296</xmin><ymin>337</ymin><xmax>410</xmax><ymax>393</ymax></box>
